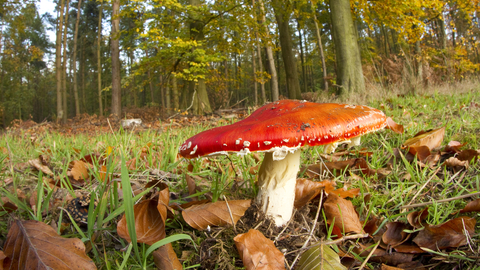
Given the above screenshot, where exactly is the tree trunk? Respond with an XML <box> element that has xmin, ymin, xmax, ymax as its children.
<box><xmin>189</xmin><ymin>0</ymin><xmax>212</xmax><ymax>115</ymax></box>
<box><xmin>310</xmin><ymin>0</ymin><xmax>328</xmax><ymax>91</ymax></box>
<box><xmin>329</xmin><ymin>0</ymin><xmax>365</xmax><ymax>96</ymax></box>
<box><xmin>172</xmin><ymin>75</ymin><xmax>179</xmax><ymax>110</ymax></box>
<box><xmin>272</xmin><ymin>0</ymin><xmax>301</xmax><ymax>100</ymax></box>
<box><xmin>438</xmin><ymin>15</ymin><xmax>447</xmax><ymax>50</ymax></box>
<box><xmin>61</xmin><ymin>0</ymin><xmax>70</xmax><ymax>123</ymax></box>
<box><xmin>97</xmin><ymin>1</ymin><xmax>103</xmax><ymax>116</ymax></box>
<box><xmin>252</xmin><ymin>49</ymin><xmax>258</xmax><ymax>106</ymax></box>
<box><xmin>258</xmin><ymin>0</ymin><xmax>278</xmax><ymax>101</ymax></box>
<box><xmin>296</xmin><ymin>20</ymin><xmax>307</xmax><ymax>93</ymax></box>
<box><xmin>72</xmin><ymin>0</ymin><xmax>82</xmax><ymax>116</ymax></box>
<box><xmin>55</xmin><ymin>0</ymin><xmax>65</xmax><ymax>123</ymax></box>
<box><xmin>111</xmin><ymin>0</ymin><xmax>121</xmax><ymax>118</ymax></box>
<box><xmin>252</xmin><ymin>0</ymin><xmax>266</xmax><ymax>104</ymax></box>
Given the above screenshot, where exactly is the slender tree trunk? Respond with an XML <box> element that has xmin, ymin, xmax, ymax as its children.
<box><xmin>172</xmin><ymin>75</ymin><xmax>179</xmax><ymax>110</ymax></box>
<box><xmin>272</xmin><ymin>0</ymin><xmax>302</xmax><ymax>99</ymax></box>
<box><xmin>329</xmin><ymin>0</ymin><xmax>365</xmax><ymax>95</ymax></box>
<box><xmin>310</xmin><ymin>0</ymin><xmax>328</xmax><ymax>91</ymax></box>
<box><xmin>55</xmin><ymin>0</ymin><xmax>65</xmax><ymax>122</ymax></box>
<box><xmin>81</xmin><ymin>38</ymin><xmax>86</xmax><ymax>113</ymax></box>
<box><xmin>165</xmin><ymin>75</ymin><xmax>171</xmax><ymax>109</ymax></box>
<box><xmin>159</xmin><ymin>74</ymin><xmax>165</xmax><ymax>108</ymax></box>
<box><xmin>61</xmin><ymin>0</ymin><xmax>70</xmax><ymax>123</ymax></box>
<box><xmin>252</xmin><ymin>49</ymin><xmax>258</xmax><ymax>106</ymax></box>
<box><xmin>97</xmin><ymin>1</ymin><xmax>103</xmax><ymax>116</ymax></box>
<box><xmin>111</xmin><ymin>0</ymin><xmax>121</xmax><ymax>118</ymax></box>
<box><xmin>438</xmin><ymin>15</ymin><xmax>447</xmax><ymax>50</ymax></box>
<box><xmin>296</xmin><ymin>20</ymin><xmax>307</xmax><ymax>93</ymax></box>
<box><xmin>189</xmin><ymin>0</ymin><xmax>212</xmax><ymax>115</ymax></box>
<box><xmin>258</xmin><ymin>0</ymin><xmax>278</xmax><ymax>101</ymax></box>
<box><xmin>72</xmin><ymin>0</ymin><xmax>82</xmax><ymax>116</ymax></box>
<box><xmin>415</xmin><ymin>40</ymin><xmax>423</xmax><ymax>81</ymax></box>
<box><xmin>252</xmin><ymin>0</ymin><xmax>266</xmax><ymax>104</ymax></box>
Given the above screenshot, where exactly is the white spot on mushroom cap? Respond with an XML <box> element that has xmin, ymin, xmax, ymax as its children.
<box><xmin>190</xmin><ymin>145</ymin><xmax>198</xmax><ymax>155</ymax></box>
<box><xmin>264</xmin><ymin>141</ymin><xmax>272</xmax><ymax>145</ymax></box>
<box><xmin>187</xmin><ymin>141</ymin><xmax>192</xmax><ymax>149</ymax></box>
<box><xmin>283</xmin><ymin>139</ymin><xmax>289</xmax><ymax>143</ymax></box>
<box><xmin>244</xmin><ymin>141</ymin><xmax>251</xmax><ymax>147</ymax></box>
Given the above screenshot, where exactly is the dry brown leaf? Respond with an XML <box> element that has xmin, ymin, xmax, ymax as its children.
<box><xmin>185</xmin><ymin>174</ymin><xmax>198</xmax><ymax>201</ymax></box>
<box><xmin>413</xmin><ymin>216</ymin><xmax>476</xmax><ymax>250</ymax></box>
<box><xmin>393</xmin><ymin>243</ymin><xmax>425</xmax><ymax>254</ymax></box>
<box><xmin>117</xmin><ymin>199</ymin><xmax>166</xmax><ymax>245</ymax></box>
<box><xmin>28</xmin><ymin>158</ymin><xmax>53</xmax><ymax>176</ymax></box>
<box><xmin>1</xmin><ymin>197</ymin><xmax>17</xmax><ymax>213</ymax></box>
<box><xmin>0</xmin><ymin>250</ymin><xmax>6</xmax><ymax>270</ymax></box>
<box><xmin>182</xmin><ymin>200</ymin><xmax>251</xmax><ymax>230</ymax></box>
<box><xmin>69</xmin><ymin>160</ymin><xmax>89</xmax><ymax>181</ymax></box>
<box><xmin>330</xmin><ymin>188</ymin><xmax>360</xmax><ymax>199</ymax></box>
<box><xmin>153</xmin><ymin>243</ymin><xmax>182</xmax><ymax>270</ymax></box>
<box><xmin>407</xmin><ymin>207</ymin><xmax>429</xmax><ymax>228</ymax></box>
<box><xmin>294</xmin><ymin>179</ymin><xmax>333</xmax><ymax>209</ymax></box>
<box><xmin>460</xmin><ymin>198</ymin><xmax>480</xmax><ymax>213</ymax></box>
<box><xmin>380</xmin><ymin>264</ymin><xmax>403</xmax><ymax>270</ymax></box>
<box><xmin>386</xmin><ymin>117</ymin><xmax>404</xmax><ymax>134</ymax></box>
<box><xmin>444</xmin><ymin>141</ymin><xmax>466</xmax><ymax>153</ymax></box>
<box><xmin>234</xmin><ymin>229</ymin><xmax>285</xmax><ymax>270</ymax></box>
<box><xmin>402</xmin><ymin>127</ymin><xmax>445</xmax><ymax>153</ymax></box>
<box><xmin>444</xmin><ymin>156</ymin><xmax>469</xmax><ymax>172</ymax></box>
<box><xmin>382</xmin><ymin>222</ymin><xmax>411</xmax><ymax>248</ymax></box>
<box><xmin>324</xmin><ymin>193</ymin><xmax>364</xmax><ymax>235</ymax></box>
<box><xmin>2</xmin><ymin>220</ymin><xmax>96</xmax><ymax>269</ymax></box>
<box><xmin>457</xmin><ymin>149</ymin><xmax>479</xmax><ymax>162</ymax></box>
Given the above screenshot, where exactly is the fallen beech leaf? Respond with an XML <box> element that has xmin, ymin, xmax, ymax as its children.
<box><xmin>69</xmin><ymin>160</ymin><xmax>89</xmax><ymax>181</ymax></box>
<box><xmin>413</xmin><ymin>217</ymin><xmax>475</xmax><ymax>250</ymax></box>
<box><xmin>297</xmin><ymin>244</ymin><xmax>347</xmax><ymax>270</ymax></box>
<box><xmin>382</xmin><ymin>222</ymin><xmax>411</xmax><ymax>248</ymax></box>
<box><xmin>186</xmin><ymin>174</ymin><xmax>198</xmax><ymax>201</ymax></box>
<box><xmin>444</xmin><ymin>141</ymin><xmax>466</xmax><ymax>153</ymax></box>
<box><xmin>407</xmin><ymin>207</ymin><xmax>428</xmax><ymax>228</ymax></box>
<box><xmin>386</xmin><ymin>117</ymin><xmax>404</xmax><ymax>134</ymax></box>
<box><xmin>1</xmin><ymin>197</ymin><xmax>17</xmax><ymax>213</ymax></box>
<box><xmin>3</xmin><ymin>220</ymin><xmax>96</xmax><ymax>269</ymax></box>
<box><xmin>117</xmin><ymin>199</ymin><xmax>165</xmax><ymax>245</ymax></box>
<box><xmin>324</xmin><ymin>194</ymin><xmax>364</xmax><ymax>234</ymax></box>
<box><xmin>294</xmin><ymin>179</ymin><xmax>332</xmax><ymax>209</ymax></box>
<box><xmin>402</xmin><ymin>127</ymin><xmax>445</xmax><ymax>153</ymax></box>
<box><xmin>234</xmin><ymin>229</ymin><xmax>285</xmax><ymax>270</ymax></box>
<box><xmin>444</xmin><ymin>156</ymin><xmax>468</xmax><ymax>172</ymax></box>
<box><xmin>0</xmin><ymin>250</ymin><xmax>6</xmax><ymax>269</ymax></box>
<box><xmin>380</xmin><ymin>264</ymin><xmax>403</xmax><ymax>270</ymax></box>
<box><xmin>153</xmin><ymin>243</ymin><xmax>182</xmax><ymax>270</ymax></box>
<box><xmin>393</xmin><ymin>243</ymin><xmax>425</xmax><ymax>254</ymax></box>
<box><xmin>182</xmin><ymin>200</ymin><xmax>251</xmax><ymax>230</ymax></box>
<box><xmin>460</xmin><ymin>198</ymin><xmax>480</xmax><ymax>213</ymax></box>
<box><xmin>370</xmin><ymin>252</ymin><xmax>414</xmax><ymax>266</ymax></box>
<box><xmin>363</xmin><ymin>215</ymin><xmax>380</xmax><ymax>235</ymax></box>
<box><xmin>28</xmin><ymin>158</ymin><xmax>53</xmax><ymax>176</ymax></box>
<box><xmin>457</xmin><ymin>149</ymin><xmax>479</xmax><ymax>163</ymax></box>
<box><xmin>330</xmin><ymin>188</ymin><xmax>360</xmax><ymax>199</ymax></box>
<box><xmin>407</xmin><ymin>145</ymin><xmax>431</xmax><ymax>162</ymax></box>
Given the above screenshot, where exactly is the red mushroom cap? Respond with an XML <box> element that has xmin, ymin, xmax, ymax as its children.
<box><xmin>179</xmin><ymin>100</ymin><xmax>387</xmax><ymax>159</ymax></box>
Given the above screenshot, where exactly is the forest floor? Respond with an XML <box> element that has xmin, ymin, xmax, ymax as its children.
<box><xmin>1</xmin><ymin>83</ymin><xmax>480</xmax><ymax>269</ymax></box>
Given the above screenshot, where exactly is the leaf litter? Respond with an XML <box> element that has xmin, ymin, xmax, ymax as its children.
<box><xmin>1</xmin><ymin>105</ymin><xmax>480</xmax><ymax>269</ymax></box>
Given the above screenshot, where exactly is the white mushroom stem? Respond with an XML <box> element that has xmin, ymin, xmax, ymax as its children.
<box><xmin>256</xmin><ymin>150</ymin><xmax>301</xmax><ymax>227</ymax></box>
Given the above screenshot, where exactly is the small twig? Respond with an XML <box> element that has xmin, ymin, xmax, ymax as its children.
<box><xmin>406</xmin><ymin>166</ymin><xmax>441</xmax><ymax>207</ymax></box>
<box><xmin>227</xmin><ymin>97</ymin><xmax>248</xmax><ymax>109</ymax></box>
<box><xmin>284</xmin><ymin>233</ymin><xmax>369</xmax><ymax>255</ymax></box>
<box><xmin>223</xmin><ymin>195</ymin><xmax>236</xmax><ymax>233</ymax></box>
<box><xmin>106</xmin><ymin>118</ymin><xmax>118</xmax><ymax>142</ymax></box>
<box><xmin>401</xmin><ymin>191</ymin><xmax>480</xmax><ymax>209</ymax></box>
<box><xmin>359</xmin><ymin>240</ymin><xmax>380</xmax><ymax>270</ymax></box>
<box><xmin>290</xmin><ymin>191</ymin><xmax>324</xmax><ymax>268</ymax></box>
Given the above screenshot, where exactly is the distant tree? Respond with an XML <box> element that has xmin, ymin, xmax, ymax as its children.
<box><xmin>329</xmin><ymin>0</ymin><xmax>365</xmax><ymax>96</ymax></box>
<box><xmin>111</xmin><ymin>0</ymin><xmax>121</xmax><ymax>118</ymax></box>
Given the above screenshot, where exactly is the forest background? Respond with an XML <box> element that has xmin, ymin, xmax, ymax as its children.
<box><xmin>0</xmin><ymin>0</ymin><xmax>479</xmax><ymax>127</ymax></box>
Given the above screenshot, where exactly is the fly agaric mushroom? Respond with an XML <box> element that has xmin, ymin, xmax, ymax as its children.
<box><xmin>179</xmin><ymin>100</ymin><xmax>387</xmax><ymax>226</ymax></box>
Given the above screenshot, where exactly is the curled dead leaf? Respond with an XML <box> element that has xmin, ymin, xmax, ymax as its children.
<box><xmin>413</xmin><ymin>216</ymin><xmax>476</xmax><ymax>250</ymax></box>
<box><xmin>324</xmin><ymin>194</ymin><xmax>364</xmax><ymax>235</ymax></box>
<box><xmin>234</xmin><ymin>229</ymin><xmax>285</xmax><ymax>270</ymax></box>
<box><xmin>182</xmin><ymin>200</ymin><xmax>251</xmax><ymax>230</ymax></box>
<box><xmin>386</xmin><ymin>117</ymin><xmax>404</xmax><ymax>134</ymax></box>
<box><xmin>3</xmin><ymin>220</ymin><xmax>96</xmax><ymax>269</ymax></box>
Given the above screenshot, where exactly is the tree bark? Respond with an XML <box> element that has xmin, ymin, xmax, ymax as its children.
<box><xmin>296</xmin><ymin>20</ymin><xmax>307</xmax><ymax>93</ymax></box>
<box><xmin>97</xmin><ymin>0</ymin><xmax>103</xmax><ymax>116</ymax></box>
<box><xmin>55</xmin><ymin>0</ymin><xmax>65</xmax><ymax>122</ymax></box>
<box><xmin>72</xmin><ymin>0</ymin><xmax>82</xmax><ymax>116</ymax></box>
<box><xmin>258</xmin><ymin>0</ymin><xmax>278</xmax><ymax>101</ymax></box>
<box><xmin>61</xmin><ymin>0</ymin><xmax>70</xmax><ymax>123</ymax></box>
<box><xmin>329</xmin><ymin>0</ymin><xmax>365</xmax><ymax>96</ymax></box>
<box><xmin>189</xmin><ymin>0</ymin><xmax>212</xmax><ymax>115</ymax></box>
<box><xmin>252</xmin><ymin>49</ymin><xmax>258</xmax><ymax>106</ymax></box>
<box><xmin>310</xmin><ymin>0</ymin><xmax>328</xmax><ymax>91</ymax></box>
<box><xmin>172</xmin><ymin>75</ymin><xmax>179</xmax><ymax>110</ymax></box>
<box><xmin>252</xmin><ymin>0</ymin><xmax>266</xmax><ymax>104</ymax></box>
<box><xmin>111</xmin><ymin>0</ymin><xmax>121</xmax><ymax>118</ymax></box>
<box><xmin>272</xmin><ymin>0</ymin><xmax>301</xmax><ymax>99</ymax></box>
